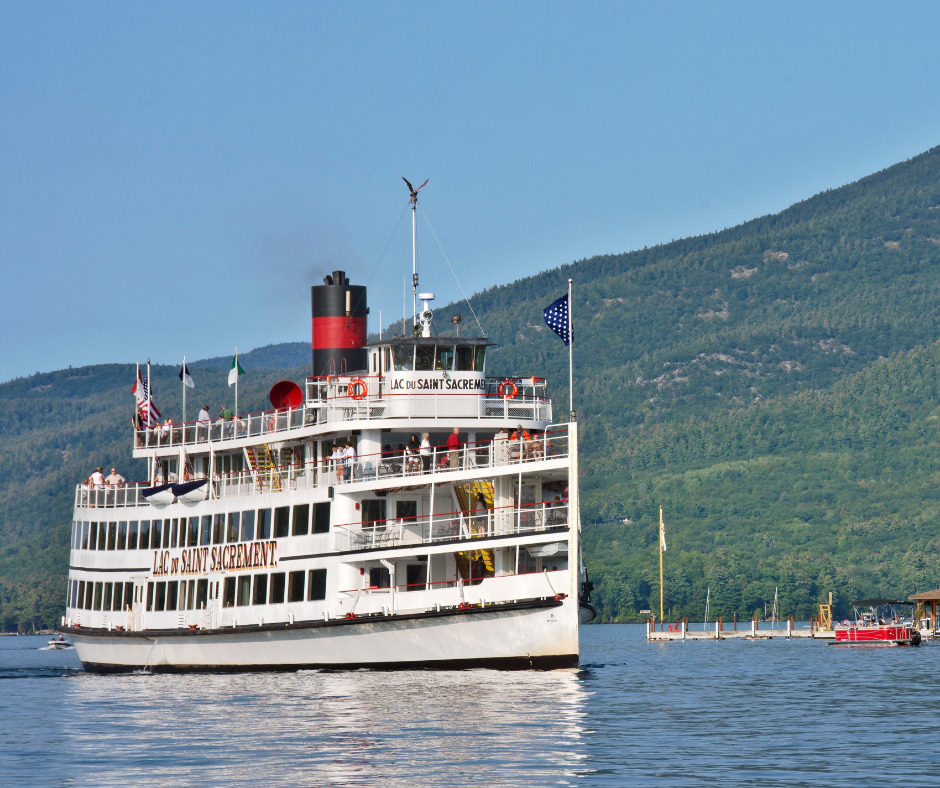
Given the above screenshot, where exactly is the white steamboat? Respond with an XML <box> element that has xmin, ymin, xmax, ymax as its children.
<box><xmin>60</xmin><ymin>264</ymin><xmax>594</xmax><ymax>672</ymax></box>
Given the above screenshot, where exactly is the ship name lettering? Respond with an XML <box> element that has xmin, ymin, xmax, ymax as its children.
<box><xmin>388</xmin><ymin>378</ymin><xmax>485</xmax><ymax>391</ymax></box>
<box><xmin>209</xmin><ymin>540</ymin><xmax>278</xmax><ymax>572</ymax></box>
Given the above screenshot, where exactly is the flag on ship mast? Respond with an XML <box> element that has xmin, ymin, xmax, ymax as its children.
<box><xmin>179</xmin><ymin>361</ymin><xmax>194</xmax><ymax>388</ymax></box>
<box><xmin>228</xmin><ymin>353</ymin><xmax>244</xmax><ymax>387</ymax></box>
<box><xmin>543</xmin><ymin>281</ymin><xmax>575</xmax><ymax>420</ymax></box>
<box><xmin>132</xmin><ymin>362</ymin><xmax>161</xmax><ymax>427</ymax></box>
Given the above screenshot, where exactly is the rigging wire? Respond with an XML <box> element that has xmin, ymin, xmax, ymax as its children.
<box><xmin>421</xmin><ymin>211</ymin><xmax>487</xmax><ymax>338</ymax></box>
<box><xmin>348</xmin><ymin>203</ymin><xmax>411</xmax><ymax>322</ymax></box>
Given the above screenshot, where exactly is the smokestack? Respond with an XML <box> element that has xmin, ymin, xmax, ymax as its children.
<box><xmin>311</xmin><ymin>270</ymin><xmax>367</xmax><ymax>376</ymax></box>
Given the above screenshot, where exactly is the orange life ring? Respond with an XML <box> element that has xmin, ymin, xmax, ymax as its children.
<box><xmin>267</xmin><ymin>416</ymin><xmax>276</xmax><ymax>431</ymax></box>
<box><xmin>498</xmin><ymin>380</ymin><xmax>517</xmax><ymax>399</ymax></box>
<box><xmin>349</xmin><ymin>378</ymin><xmax>367</xmax><ymax>400</ymax></box>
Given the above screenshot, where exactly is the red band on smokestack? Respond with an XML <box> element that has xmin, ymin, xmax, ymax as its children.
<box><xmin>312</xmin><ymin>316</ymin><xmax>367</xmax><ymax>350</ymax></box>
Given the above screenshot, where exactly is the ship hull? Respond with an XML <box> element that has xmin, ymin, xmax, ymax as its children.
<box><xmin>63</xmin><ymin>598</ymin><xmax>579</xmax><ymax>673</ymax></box>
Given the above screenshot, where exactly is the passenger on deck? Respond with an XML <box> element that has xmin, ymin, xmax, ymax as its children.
<box><xmin>105</xmin><ymin>468</ymin><xmax>125</xmax><ymax>488</ymax></box>
<box><xmin>446</xmin><ymin>427</ymin><xmax>461</xmax><ymax>469</ymax></box>
<box><xmin>406</xmin><ymin>435</ymin><xmax>421</xmax><ymax>473</ymax></box>
<box><xmin>510</xmin><ymin>425</ymin><xmax>531</xmax><ymax>459</ymax></box>
<box><xmin>420</xmin><ymin>433</ymin><xmax>432</xmax><ymax>472</ymax></box>
<box><xmin>343</xmin><ymin>439</ymin><xmax>357</xmax><ymax>481</ymax></box>
<box><xmin>91</xmin><ymin>467</ymin><xmax>105</xmax><ymax>490</ymax></box>
<box><xmin>331</xmin><ymin>443</ymin><xmax>344</xmax><ymax>483</ymax></box>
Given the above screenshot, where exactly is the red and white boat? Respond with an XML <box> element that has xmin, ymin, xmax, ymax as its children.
<box><xmin>832</xmin><ymin>599</ymin><xmax>922</xmax><ymax>647</ymax></box>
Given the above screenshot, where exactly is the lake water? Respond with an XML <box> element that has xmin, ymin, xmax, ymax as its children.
<box><xmin>2</xmin><ymin>625</ymin><xmax>939</xmax><ymax>787</ymax></box>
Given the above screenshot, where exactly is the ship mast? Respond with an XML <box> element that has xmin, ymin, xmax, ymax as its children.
<box><xmin>402</xmin><ymin>177</ymin><xmax>428</xmax><ymax>333</ymax></box>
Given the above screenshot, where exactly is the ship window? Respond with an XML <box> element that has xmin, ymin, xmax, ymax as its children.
<box><xmin>97</xmin><ymin>522</ymin><xmax>106</xmax><ymax>550</ymax></box>
<box><xmin>71</xmin><ymin>521</ymin><xmax>79</xmax><ymax>550</ymax></box>
<box><xmin>151</xmin><ymin>519</ymin><xmax>163</xmax><ymax>549</ymax></box>
<box><xmin>167</xmin><ymin>581</ymin><xmax>179</xmax><ymax>611</ymax></box>
<box><xmin>392</xmin><ymin>344</ymin><xmax>413</xmax><ymax>371</ymax></box>
<box><xmin>241</xmin><ymin>510</ymin><xmax>255</xmax><ymax>542</ymax></box>
<box><xmin>113</xmin><ymin>583</ymin><xmax>123</xmax><ymax>611</ymax></box>
<box><xmin>287</xmin><ymin>570</ymin><xmax>305</xmax><ymax>602</ymax></box>
<box><xmin>474</xmin><ymin>345</ymin><xmax>486</xmax><ymax>373</ymax></box>
<box><xmin>222</xmin><ymin>577</ymin><xmax>236</xmax><ymax>607</ymax></box>
<box><xmin>269</xmin><ymin>572</ymin><xmax>286</xmax><ymax>604</ymax></box>
<box><xmin>107</xmin><ymin>522</ymin><xmax>117</xmax><ymax>551</ymax></box>
<box><xmin>162</xmin><ymin>519</ymin><xmax>171</xmax><ymax>549</ymax></box>
<box><xmin>415</xmin><ymin>345</ymin><xmax>434</xmax><ymax>371</ymax></box>
<box><xmin>435</xmin><ymin>345</ymin><xmax>455</xmax><ymax>371</ymax></box>
<box><xmin>307</xmin><ymin>569</ymin><xmax>326</xmax><ymax>601</ymax></box>
<box><xmin>126</xmin><ymin>582</ymin><xmax>133</xmax><ymax>609</ymax></box>
<box><xmin>84</xmin><ymin>582</ymin><xmax>93</xmax><ymax>610</ymax></box>
<box><xmin>168</xmin><ymin>518</ymin><xmax>179</xmax><ymax>549</ymax></box>
<box><xmin>79</xmin><ymin>522</ymin><xmax>88</xmax><ymax>550</ymax></box>
<box><xmin>88</xmin><ymin>522</ymin><xmax>97</xmax><ymax>550</ymax></box>
<box><xmin>103</xmin><ymin>583</ymin><xmax>113</xmax><ymax>611</ymax></box>
<box><xmin>313</xmin><ymin>502</ymin><xmax>330</xmax><ymax>534</ymax></box>
<box><xmin>200</xmin><ymin>516</ymin><xmax>211</xmax><ymax>546</ymax></box>
<box><xmin>139</xmin><ymin>520</ymin><xmax>150</xmax><ymax>548</ymax></box>
<box><xmin>212</xmin><ymin>514</ymin><xmax>225</xmax><ymax>544</ymax></box>
<box><xmin>117</xmin><ymin>522</ymin><xmax>127</xmax><ymax>550</ymax></box>
<box><xmin>253</xmin><ymin>574</ymin><xmax>268</xmax><ymax>605</ymax></box>
<box><xmin>406</xmin><ymin>564</ymin><xmax>425</xmax><ymax>591</ymax></box>
<box><xmin>396</xmin><ymin>500</ymin><xmax>417</xmax><ymax>522</ymax></box>
<box><xmin>362</xmin><ymin>499</ymin><xmax>386</xmax><ymax>531</ymax></box>
<box><xmin>274</xmin><ymin>507</ymin><xmax>290</xmax><ymax>538</ymax></box>
<box><xmin>455</xmin><ymin>346</ymin><xmax>474</xmax><ymax>371</ymax></box>
<box><xmin>237</xmin><ymin>576</ymin><xmax>251</xmax><ymax>606</ymax></box>
<box><xmin>155</xmin><ymin>582</ymin><xmax>167</xmax><ymax>612</ymax></box>
<box><xmin>257</xmin><ymin>509</ymin><xmax>273</xmax><ymax>540</ymax></box>
<box><xmin>187</xmin><ymin>517</ymin><xmax>199</xmax><ymax>547</ymax></box>
<box><xmin>227</xmin><ymin>512</ymin><xmax>240</xmax><ymax>543</ymax></box>
<box><xmin>196</xmin><ymin>579</ymin><xmax>208</xmax><ymax>609</ymax></box>
<box><xmin>128</xmin><ymin>521</ymin><xmax>138</xmax><ymax>550</ymax></box>
<box><xmin>292</xmin><ymin>504</ymin><xmax>310</xmax><ymax>536</ymax></box>
<box><xmin>368</xmin><ymin>566</ymin><xmax>390</xmax><ymax>589</ymax></box>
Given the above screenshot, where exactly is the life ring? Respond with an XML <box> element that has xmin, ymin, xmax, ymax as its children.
<box><xmin>267</xmin><ymin>416</ymin><xmax>276</xmax><ymax>431</ymax></box>
<box><xmin>498</xmin><ymin>380</ymin><xmax>517</xmax><ymax>399</ymax></box>
<box><xmin>349</xmin><ymin>378</ymin><xmax>367</xmax><ymax>400</ymax></box>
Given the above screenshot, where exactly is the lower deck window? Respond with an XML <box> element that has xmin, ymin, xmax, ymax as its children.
<box><xmin>307</xmin><ymin>569</ymin><xmax>326</xmax><ymax>601</ymax></box>
<box><xmin>269</xmin><ymin>572</ymin><xmax>286</xmax><ymax>604</ymax></box>
<box><xmin>287</xmin><ymin>570</ymin><xmax>305</xmax><ymax>602</ymax></box>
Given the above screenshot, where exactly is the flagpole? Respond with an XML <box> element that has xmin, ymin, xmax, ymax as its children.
<box><xmin>568</xmin><ymin>278</ymin><xmax>574</xmax><ymax>421</ymax></box>
<box><xmin>234</xmin><ymin>348</ymin><xmax>239</xmax><ymax>419</ymax></box>
<box><xmin>659</xmin><ymin>506</ymin><xmax>665</xmax><ymax>622</ymax></box>
<box><xmin>147</xmin><ymin>359</ymin><xmax>152</xmax><ymax>428</ymax></box>
<box><xmin>182</xmin><ymin>355</ymin><xmax>187</xmax><ymax>426</ymax></box>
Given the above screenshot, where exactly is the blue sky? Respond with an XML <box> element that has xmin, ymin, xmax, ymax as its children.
<box><xmin>2</xmin><ymin>2</ymin><xmax>939</xmax><ymax>383</ymax></box>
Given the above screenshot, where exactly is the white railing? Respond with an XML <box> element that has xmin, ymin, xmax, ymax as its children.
<box><xmin>332</xmin><ymin>501</ymin><xmax>570</xmax><ymax>552</ymax></box>
<box><xmin>75</xmin><ymin>427</ymin><xmax>571</xmax><ymax>510</ymax></box>
<box><xmin>134</xmin><ymin>378</ymin><xmax>553</xmax><ymax>451</ymax></box>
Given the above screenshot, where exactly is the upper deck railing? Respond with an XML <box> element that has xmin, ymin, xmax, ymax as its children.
<box><xmin>134</xmin><ymin>375</ymin><xmax>552</xmax><ymax>452</ymax></box>
<box><xmin>77</xmin><ymin>426</ymin><xmax>571</xmax><ymax>510</ymax></box>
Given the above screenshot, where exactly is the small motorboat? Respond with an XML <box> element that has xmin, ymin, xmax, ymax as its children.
<box><xmin>832</xmin><ymin>599</ymin><xmax>922</xmax><ymax>646</ymax></box>
<box><xmin>48</xmin><ymin>635</ymin><xmax>73</xmax><ymax>649</ymax></box>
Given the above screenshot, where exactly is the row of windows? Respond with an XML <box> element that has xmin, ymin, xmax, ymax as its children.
<box><xmin>374</xmin><ymin>344</ymin><xmax>486</xmax><ymax>374</ymax></box>
<box><xmin>68</xmin><ymin>569</ymin><xmax>328</xmax><ymax>614</ymax></box>
<box><xmin>72</xmin><ymin>503</ymin><xmax>331</xmax><ymax>551</ymax></box>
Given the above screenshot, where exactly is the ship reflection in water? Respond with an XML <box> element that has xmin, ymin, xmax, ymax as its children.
<box><xmin>62</xmin><ymin>668</ymin><xmax>589</xmax><ymax>787</ymax></box>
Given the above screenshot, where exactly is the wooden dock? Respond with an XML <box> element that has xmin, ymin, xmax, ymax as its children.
<box><xmin>647</xmin><ymin>619</ymin><xmax>835</xmax><ymax>641</ymax></box>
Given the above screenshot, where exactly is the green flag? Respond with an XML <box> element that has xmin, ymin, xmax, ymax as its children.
<box><xmin>228</xmin><ymin>355</ymin><xmax>244</xmax><ymax>387</ymax></box>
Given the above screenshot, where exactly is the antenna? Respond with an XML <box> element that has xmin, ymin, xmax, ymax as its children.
<box><xmin>402</xmin><ymin>177</ymin><xmax>428</xmax><ymax>329</ymax></box>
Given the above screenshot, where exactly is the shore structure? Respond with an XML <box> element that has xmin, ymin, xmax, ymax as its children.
<box><xmin>59</xmin><ymin>267</ymin><xmax>594</xmax><ymax>672</ymax></box>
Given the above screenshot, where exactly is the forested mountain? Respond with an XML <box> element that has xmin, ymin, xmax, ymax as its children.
<box><xmin>2</xmin><ymin>147</ymin><xmax>940</xmax><ymax>630</ymax></box>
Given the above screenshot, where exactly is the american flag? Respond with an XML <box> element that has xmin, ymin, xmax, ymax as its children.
<box><xmin>132</xmin><ymin>368</ymin><xmax>162</xmax><ymax>427</ymax></box>
<box><xmin>543</xmin><ymin>293</ymin><xmax>571</xmax><ymax>346</ymax></box>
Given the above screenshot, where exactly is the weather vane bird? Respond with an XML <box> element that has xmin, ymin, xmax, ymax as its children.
<box><xmin>402</xmin><ymin>177</ymin><xmax>428</xmax><ymax>206</ymax></box>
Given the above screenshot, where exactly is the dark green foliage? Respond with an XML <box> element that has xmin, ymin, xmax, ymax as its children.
<box><xmin>3</xmin><ymin>147</ymin><xmax>940</xmax><ymax>630</ymax></box>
